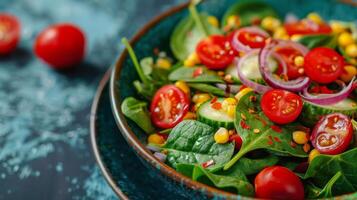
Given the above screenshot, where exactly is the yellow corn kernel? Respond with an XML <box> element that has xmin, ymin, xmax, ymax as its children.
<box><xmin>290</xmin><ymin>34</ymin><xmax>302</xmax><ymax>42</ymax></box>
<box><xmin>345</xmin><ymin>43</ymin><xmax>357</xmax><ymax>57</ymax></box>
<box><xmin>235</xmin><ymin>87</ymin><xmax>253</xmax><ymax>102</ymax></box>
<box><xmin>273</xmin><ymin>27</ymin><xmax>289</xmax><ymax>40</ymax></box>
<box><xmin>183</xmin><ymin>112</ymin><xmax>196</xmax><ymax>120</ymax></box>
<box><xmin>341</xmin><ymin>65</ymin><xmax>357</xmax><ymax>82</ymax></box>
<box><xmin>148</xmin><ymin>134</ymin><xmax>165</xmax><ymax>145</ymax></box>
<box><xmin>308</xmin><ymin>149</ymin><xmax>320</xmax><ymax>163</ymax></box>
<box><xmin>338</xmin><ymin>32</ymin><xmax>355</xmax><ymax>47</ymax></box>
<box><xmin>307</xmin><ymin>12</ymin><xmax>323</xmax><ymax>24</ymax></box>
<box><xmin>222</xmin><ymin>97</ymin><xmax>237</xmax><ymax>111</ymax></box>
<box><xmin>184</xmin><ymin>52</ymin><xmax>200</xmax><ymax>67</ymax></box>
<box><xmin>226</xmin><ymin>105</ymin><xmax>236</xmax><ymax>118</ymax></box>
<box><xmin>294</xmin><ymin>56</ymin><xmax>304</xmax><ymax>67</ymax></box>
<box><xmin>207</xmin><ymin>16</ymin><xmax>219</xmax><ymax>27</ymax></box>
<box><xmin>214</xmin><ymin>127</ymin><xmax>229</xmax><ymax>144</ymax></box>
<box><xmin>330</xmin><ymin>21</ymin><xmax>345</xmax><ymax>34</ymax></box>
<box><xmin>292</xmin><ymin>131</ymin><xmax>309</xmax><ymax>145</ymax></box>
<box><xmin>156</xmin><ymin>58</ymin><xmax>172</xmax><ymax>69</ymax></box>
<box><xmin>192</xmin><ymin>93</ymin><xmax>211</xmax><ymax>104</ymax></box>
<box><xmin>175</xmin><ymin>81</ymin><xmax>190</xmax><ymax>94</ymax></box>
<box><xmin>227</xmin><ymin>15</ymin><xmax>240</xmax><ymax>27</ymax></box>
<box><xmin>261</xmin><ymin>16</ymin><xmax>281</xmax><ymax>32</ymax></box>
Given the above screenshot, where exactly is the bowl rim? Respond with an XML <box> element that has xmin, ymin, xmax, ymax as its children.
<box><xmin>90</xmin><ymin>69</ymin><xmax>130</xmax><ymax>200</ymax></box>
<box><xmin>108</xmin><ymin>1</ymin><xmax>357</xmax><ymax>199</ymax></box>
<box><xmin>109</xmin><ymin>1</ymin><xmax>241</xmax><ymax>199</ymax></box>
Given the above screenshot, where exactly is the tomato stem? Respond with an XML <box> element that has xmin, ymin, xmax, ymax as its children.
<box><xmin>188</xmin><ymin>3</ymin><xmax>209</xmax><ymax>37</ymax></box>
<box><xmin>121</xmin><ymin>38</ymin><xmax>150</xmax><ymax>86</ymax></box>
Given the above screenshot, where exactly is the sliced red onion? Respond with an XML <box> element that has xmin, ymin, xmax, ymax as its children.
<box><xmin>285</xmin><ymin>13</ymin><xmax>298</xmax><ymax>23</ymax></box>
<box><xmin>301</xmin><ymin>77</ymin><xmax>357</xmax><ymax>105</ymax></box>
<box><xmin>146</xmin><ymin>145</ymin><xmax>160</xmax><ymax>152</ymax></box>
<box><xmin>259</xmin><ymin>40</ymin><xmax>310</xmax><ymax>92</ymax></box>
<box><xmin>305</xmin><ymin>19</ymin><xmax>319</xmax><ymax>31</ymax></box>
<box><xmin>231</xmin><ymin>26</ymin><xmax>269</xmax><ymax>53</ymax></box>
<box><xmin>153</xmin><ymin>152</ymin><xmax>167</xmax><ymax>162</ymax></box>
<box><xmin>215</xmin><ymin>83</ymin><xmax>241</xmax><ymax>94</ymax></box>
<box><xmin>236</xmin><ymin>50</ymin><xmax>271</xmax><ymax>94</ymax></box>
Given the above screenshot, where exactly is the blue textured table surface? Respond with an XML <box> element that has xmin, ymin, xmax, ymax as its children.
<box><xmin>0</xmin><ymin>0</ymin><xmax>184</xmax><ymax>199</ymax></box>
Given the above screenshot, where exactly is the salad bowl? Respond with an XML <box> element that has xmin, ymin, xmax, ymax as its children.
<box><xmin>109</xmin><ymin>0</ymin><xmax>357</xmax><ymax>199</ymax></box>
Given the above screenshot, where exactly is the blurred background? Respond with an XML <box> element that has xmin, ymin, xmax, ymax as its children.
<box><xmin>0</xmin><ymin>0</ymin><xmax>184</xmax><ymax>199</ymax></box>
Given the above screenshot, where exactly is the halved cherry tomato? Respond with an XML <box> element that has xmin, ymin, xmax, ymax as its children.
<box><xmin>284</xmin><ymin>20</ymin><xmax>332</xmax><ymax>36</ymax></box>
<box><xmin>255</xmin><ymin>166</ymin><xmax>304</xmax><ymax>200</ymax></box>
<box><xmin>235</xmin><ymin>30</ymin><xmax>267</xmax><ymax>49</ymax></box>
<box><xmin>304</xmin><ymin>47</ymin><xmax>344</xmax><ymax>84</ymax></box>
<box><xmin>196</xmin><ymin>35</ymin><xmax>236</xmax><ymax>70</ymax></box>
<box><xmin>310</xmin><ymin>113</ymin><xmax>353</xmax><ymax>155</ymax></box>
<box><xmin>276</xmin><ymin>47</ymin><xmax>304</xmax><ymax>79</ymax></box>
<box><xmin>150</xmin><ymin>85</ymin><xmax>189</xmax><ymax>129</ymax></box>
<box><xmin>0</xmin><ymin>13</ymin><xmax>20</xmax><ymax>55</ymax></box>
<box><xmin>34</xmin><ymin>23</ymin><xmax>86</xmax><ymax>69</ymax></box>
<box><xmin>261</xmin><ymin>89</ymin><xmax>303</xmax><ymax>124</ymax></box>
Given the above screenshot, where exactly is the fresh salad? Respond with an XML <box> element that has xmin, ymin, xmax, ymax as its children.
<box><xmin>120</xmin><ymin>1</ymin><xmax>357</xmax><ymax>199</ymax></box>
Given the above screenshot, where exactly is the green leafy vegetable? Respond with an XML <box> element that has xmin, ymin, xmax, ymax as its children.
<box><xmin>188</xmin><ymin>83</ymin><xmax>228</xmax><ymax>97</ymax></box>
<box><xmin>304</xmin><ymin>148</ymin><xmax>357</xmax><ymax>196</ymax></box>
<box><xmin>224</xmin><ymin>91</ymin><xmax>307</xmax><ymax>170</ymax></box>
<box><xmin>170</xmin><ymin>11</ymin><xmax>221</xmax><ymax>61</ymax></box>
<box><xmin>121</xmin><ymin>97</ymin><xmax>155</xmax><ymax>134</ymax></box>
<box><xmin>140</xmin><ymin>57</ymin><xmax>153</xmax><ymax>76</ymax></box>
<box><xmin>306</xmin><ymin>172</ymin><xmax>342</xmax><ymax>199</ymax></box>
<box><xmin>163</xmin><ymin>120</ymin><xmax>234</xmax><ymax>169</ymax></box>
<box><xmin>168</xmin><ymin>66</ymin><xmax>224</xmax><ymax>83</ymax></box>
<box><xmin>221</xmin><ymin>0</ymin><xmax>278</xmax><ymax>27</ymax></box>
<box><xmin>231</xmin><ymin>154</ymin><xmax>279</xmax><ymax>175</ymax></box>
<box><xmin>298</xmin><ymin>34</ymin><xmax>337</xmax><ymax>49</ymax></box>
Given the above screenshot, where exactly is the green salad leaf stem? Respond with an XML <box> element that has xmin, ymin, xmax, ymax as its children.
<box><xmin>307</xmin><ymin>171</ymin><xmax>342</xmax><ymax>199</ymax></box>
<box><xmin>188</xmin><ymin>3</ymin><xmax>209</xmax><ymax>37</ymax></box>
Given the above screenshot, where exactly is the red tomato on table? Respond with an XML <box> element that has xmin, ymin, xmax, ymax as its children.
<box><xmin>150</xmin><ymin>85</ymin><xmax>189</xmax><ymax>129</ymax></box>
<box><xmin>261</xmin><ymin>89</ymin><xmax>303</xmax><ymax>124</ymax></box>
<box><xmin>304</xmin><ymin>47</ymin><xmax>344</xmax><ymax>84</ymax></box>
<box><xmin>196</xmin><ymin>35</ymin><xmax>236</xmax><ymax>70</ymax></box>
<box><xmin>255</xmin><ymin>166</ymin><xmax>304</xmax><ymax>200</ymax></box>
<box><xmin>311</xmin><ymin>113</ymin><xmax>353</xmax><ymax>155</ymax></box>
<box><xmin>0</xmin><ymin>13</ymin><xmax>20</xmax><ymax>55</ymax></box>
<box><xmin>34</xmin><ymin>23</ymin><xmax>86</xmax><ymax>69</ymax></box>
<box><xmin>284</xmin><ymin>20</ymin><xmax>332</xmax><ymax>36</ymax></box>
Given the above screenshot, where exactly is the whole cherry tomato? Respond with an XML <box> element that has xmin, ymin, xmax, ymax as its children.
<box><xmin>284</xmin><ymin>20</ymin><xmax>332</xmax><ymax>36</ymax></box>
<box><xmin>255</xmin><ymin>166</ymin><xmax>304</xmax><ymax>200</ymax></box>
<box><xmin>34</xmin><ymin>23</ymin><xmax>86</xmax><ymax>69</ymax></box>
<box><xmin>0</xmin><ymin>13</ymin><xmax>20</xmax><ymax>55</ymax></box>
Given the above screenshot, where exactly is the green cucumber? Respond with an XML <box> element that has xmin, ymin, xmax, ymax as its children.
<box><xmin>197</xmin><ymin>98</ymin><xmax>234</xmax><ymax>129</ymax></box>
<box><xmin>225</xmin><ymin>54</ymin><xmax>278</xmax><ymax>84</ymax></box>
<box><xmin>300</xmin><ymin>98</ymin><xmax>357</xmax><ymax>126</ymax></box>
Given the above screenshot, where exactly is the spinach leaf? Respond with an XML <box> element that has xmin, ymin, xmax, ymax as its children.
<box><xmin>230</xmin><ymin>154</ymin><xmax>279</xmax><ymax>175</ymax></box>
<box><xmin>140</xmin><ymin>57</ymin><xmax>153</xmax><ymax>76</ymax></box>
<box><xmin>298</xmin><ymin>34</ymin><xmax>337</xmax><ymax>49</ymax></box>
<box><xmin>170</xmin><ymin>11</ymin><xmax>221</xmax><ymax>61</ymax></box>
<box><xmin>224</xmin><ymin>91</ymin><xmax>307</xmax><ymax>170</ymax></box>
<box><xmin>168</xmin><ymin>66</ymin><xmax>224</xmax><ymax>83</ymax></box>
<box><xmin>221</xmin><ymin>0</ymin><xmax>278</xmax><ymax>27</ymax></box>
<box><xmin>121</xmin><ymin>97</ymin><xmax>155</xmax><ymax>134</ymax></box>
<box><xmin>306</xmin><ymin>172</ymin><xmax>342</xmax><ymax>199</ymax></box>
<box><xmin>187</xmin><ymin>83</ymin><xmax>228</xmax><ymax>97</ymax></box>
<box><xmin>163</xmin><ymin>120</ymin><xmax>234</xmax><ymax>169</ymax></box>
<box><xmin>304</xmin><ymin>148</ymin><xmax>357</xmax><ymax>195</ymax></box>
<box><xmin>176</xmin><ymin>164</ymin><xmax>254</xmax><ymax>196</ymax></box>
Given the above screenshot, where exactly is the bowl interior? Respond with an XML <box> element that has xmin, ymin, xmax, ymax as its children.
<box><xmin>111</xmin><ymin>0</ymin><xmax>357</xmax><ymax>198</ymax></box>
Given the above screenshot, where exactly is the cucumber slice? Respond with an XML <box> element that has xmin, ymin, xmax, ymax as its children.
<box><xmin>197</xmin><ymin>98</ymin><xmax>234</xmax><ymax>129</ymax></box>
<box><xmin>300</xmin><ymin>98</ymin><xmax>357</xmax><ymax>126</ymax></box>
<box><xmin>225</xmin><ymin>54</ymin><xmax>278</xmax><ymax>84</ymax></box>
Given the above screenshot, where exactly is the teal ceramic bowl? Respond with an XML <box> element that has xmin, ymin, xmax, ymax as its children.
<box><xmin>110</xmin><ymin>0</ymin><xmax>357</xmax><ymax>199</ymax></box>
